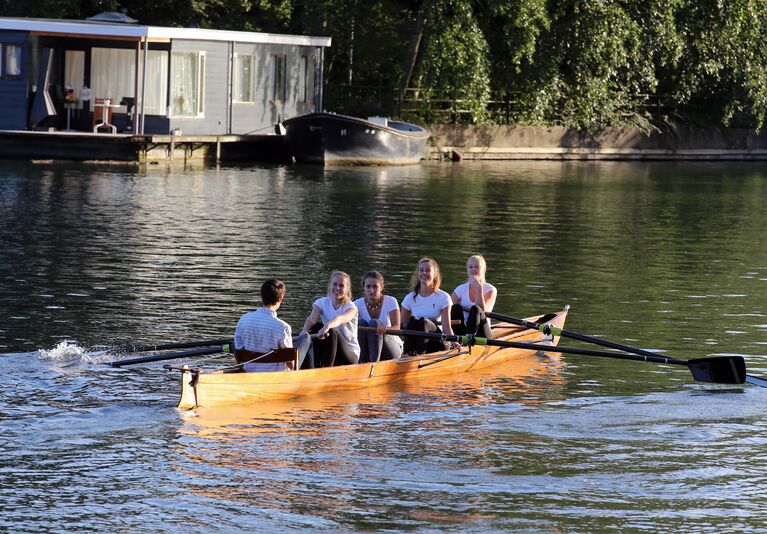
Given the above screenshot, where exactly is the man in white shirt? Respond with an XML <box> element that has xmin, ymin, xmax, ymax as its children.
<box><xmin>234</xmin><ymin>279</ymin><xmax>311</xmax><ymax>370</ymax></box>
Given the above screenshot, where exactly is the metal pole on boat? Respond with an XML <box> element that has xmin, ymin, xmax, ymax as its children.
<box><xmin>133</xmin><ymin>41</ymin><xmax>140</xmax><ymax>134</ymax></box>
<box><xmin>140</xmin><ymin>35</ymin><xmax>148</xmax><ymax>134</ymax></box>
<box><xmin>318</xmin><ymin>47</ymin><xmax>325</xmax><ymax>111</ymax></box>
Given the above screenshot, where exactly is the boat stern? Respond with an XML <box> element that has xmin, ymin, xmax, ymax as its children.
<box><xmin>178</xmin><ymin>365</ymin><xmax>199</xmax><ymax>409</ymax></box>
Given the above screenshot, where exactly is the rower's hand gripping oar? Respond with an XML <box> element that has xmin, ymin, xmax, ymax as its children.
<box><xmin>485</xmin><ymin>311</ymin><xmax>757</xmax><ymax>386</ymax></box>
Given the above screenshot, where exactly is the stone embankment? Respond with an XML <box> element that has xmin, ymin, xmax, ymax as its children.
<box><xmin>427</xmin><ymin>124</ymin><xmax>767</xmax><ymax>161</ymax></box>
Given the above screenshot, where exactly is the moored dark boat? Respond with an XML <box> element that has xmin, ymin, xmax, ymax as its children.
<box><xmin>281</xmin><ymin>112</ymin><xmax>430</xmax><ymax>165</ymax></box>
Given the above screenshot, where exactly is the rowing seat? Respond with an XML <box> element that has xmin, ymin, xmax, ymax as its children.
<box><xmin>234</xmin><ymin>348</ymin><xmax>299</xmax><ymax>372</ymax></box>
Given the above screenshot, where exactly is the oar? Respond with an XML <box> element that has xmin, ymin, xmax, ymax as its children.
<box><xmin>110</xmin><ymin>344</ymin><xmax>232</xmax><ymax>367</ymax></box>
<box><xmin>379</xmin><ymin>327</ymin><xmax>746</xmax><ymax>385</ymax></box>
<box><xmin>485</xmin><ymin>310</ymin><xmax>762</xmax><ymax>386</ymax></box>
<box><xmin>118</xmin><ymin>338</ymin><xmax>234</xmax><ymax>353</ymax></box>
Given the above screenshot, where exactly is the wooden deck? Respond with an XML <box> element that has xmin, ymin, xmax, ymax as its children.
<box><xmin>0</xmin><ymin>130</ymin><xmax>293</xmax><ymax>164</ymax></box>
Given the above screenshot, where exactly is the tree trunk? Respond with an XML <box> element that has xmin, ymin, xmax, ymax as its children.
<box><xmin>400</xmin><ymin>0</ymin><xmax>429</xmax><ymax>102</ymax></box>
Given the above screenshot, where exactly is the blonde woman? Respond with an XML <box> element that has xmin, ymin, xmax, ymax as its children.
<box><xmin>400</xmin><ymin>257</ymin><xmax>455</xmax><ymax>355</ymax></box>
<box><xmin>300</xmin><ymin>271</ymin><xmax>360</xmax><ymax>367</ymax></box>
<box><xmin>450</xmin><ymin>254</ymin><xmax>497</xmax><ymax>339</ymax></box>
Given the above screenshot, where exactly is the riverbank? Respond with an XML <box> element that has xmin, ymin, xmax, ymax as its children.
<box><xmin>427</xmin><ymin>124</ymin><xmax>767</xmax><ymax>161</ymax></box>
<box><xmin>5</xmin><ymin>124</ymin><xmax>767</xmax><ymax>164</ymax></box>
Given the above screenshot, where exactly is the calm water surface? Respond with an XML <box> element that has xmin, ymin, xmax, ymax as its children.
<box><xmin>1</xmin><ymin>160</ymin><xmax>766</xmax><ymax>532</ymax></box>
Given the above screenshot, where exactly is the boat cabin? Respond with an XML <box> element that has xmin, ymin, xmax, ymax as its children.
<box><xmin>0</xmin><ymin>13</ymin><xmax>331</xmax><ymax>135</ymax></box>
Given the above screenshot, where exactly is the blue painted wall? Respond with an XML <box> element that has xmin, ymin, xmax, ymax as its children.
<box><xmin>0</xmin><ymin>30</ymin><xmax>30</xmax><ymax>130</ymax></box>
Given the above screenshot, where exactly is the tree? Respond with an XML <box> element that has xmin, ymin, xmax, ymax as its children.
<box><xmin>497</xmin><ymin>0</ymin><xmax>664</xmax><ymax>129</ymax></box>
<box><xmin>674</xmin><ymin>0</ymin><xmax>767</xmax><ymax>129</ymax></box>
<box><xmin>414</xmin><ymin>0</ymin><xmax>491</xmax><ymax>123</ymax></box>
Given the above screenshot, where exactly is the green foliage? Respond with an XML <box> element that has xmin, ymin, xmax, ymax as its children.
<box><xmin>287</xmin><ymin>0</ymin><xmax>414</xmax><ymax>88</ymax></box>
<box><xmin>483</xmin><ymin>0</ymin><xmax>549</xmax><ymax>87</ymax></box>
<box><xmin>414</xmin><ymin>0</ymin><xmax>491</xmax><ymax>124</ymax></box>
<box><xmin>2</xmin><ymin>0</ymin><xmax>767</xmax><ymax>129</ymax></box>
<box><xmin>675</xmin><ymin>0</ymin><xmax>767</xmax><ymax>128</ymax></box>
<box><xmin>503</xmin><ymin>1</ymin><xmax>654</xmax><ymax>128</ymax></box>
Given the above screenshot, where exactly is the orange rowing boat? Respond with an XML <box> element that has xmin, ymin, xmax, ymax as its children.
<box><xmin>170</xmin><ymin>306</ymin><xmax>569</xmax><ymax>409</ymax></box>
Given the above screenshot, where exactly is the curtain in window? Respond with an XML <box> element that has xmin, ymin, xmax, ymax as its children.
<box><xmin>236</xmin><ymin>55</ymin><xmax>253</xmax><ymax>102</ymax></box>
<box><xmin>91</xmin><ymin>47</ymin><xmax>168</xmax><ymax>115</ymax></box>
<box><xmin>5</xmin><ymin>45</ymin><xmax>21</xmax><ymax>76</ymax></box>
<box><xmin>143</xmin><ymin>50</ymin><xmax>168</xmax><ymax>116</ymax></box>
<box><xmin>171</xmin><ymin>52</ymin><xmax>198</xmax><ymax>116</ymax></box>
<box><xmin>91</xmin><ymin>48</ymin><xmax>135</xmax><ymax>111</ymax></box>
<box><xmin>64</xmin><ymin>51</ymin><xmax>84</xmax><ymax>108</ymax></box>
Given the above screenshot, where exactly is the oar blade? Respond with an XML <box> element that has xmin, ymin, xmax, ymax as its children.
<box><xmin>745</xmin><ymin>374</ymin><xmax>767</xmax><ymax>388</ymax></box>
<box><xmin>687</xmin><ymin>356</ymin><xmax>746</xmax><ymax>384</ymax></box>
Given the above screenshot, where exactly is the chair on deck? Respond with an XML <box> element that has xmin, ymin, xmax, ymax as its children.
<box><xmin>234</xmin><ymin>348</ymin><xmax>299</xmax><ymax>372</ymax></box>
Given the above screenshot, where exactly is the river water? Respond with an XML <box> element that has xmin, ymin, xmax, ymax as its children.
<box><xmin>1</xmin><ymin>159</ymin><xmax>766</xmax><ymax>532</ymax></box>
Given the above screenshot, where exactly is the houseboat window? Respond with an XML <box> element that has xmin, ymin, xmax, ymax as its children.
<box><xmin>91</xmin><ymin>47</ymin><xmax>168</xmax><ymax>115</ymax></box>
<box><xmin>92</xmin><ymin>48</ymin><xmax>135</xmax><ymax>112</ymax></box>
<box><xmin>272</xmin><ymin>54</ymin><xmax>287</xmax><ymax>102</ymax></box>
<box><xmin>143</xmin><ymin>51</ymin><xmax>169</xmax><ymax>115</ymax></box>
<box><xmin>171</xmin><ymin>51</ymin><xmax>206</xmax><ymax>117</ymax></box>
<box><xmin>301</xmin><ymin>55</ymin><xmax>316</xmax><ymax>105</ymax></box>
<box><xmin>2</xmin><ymin>44</ymin><xmax>22</xmax><ymax>77</ymax></box>
<box><xmin>235</xmin><ymin>54</ymin><xmax>254</xmax><ymax>103</ymax></box>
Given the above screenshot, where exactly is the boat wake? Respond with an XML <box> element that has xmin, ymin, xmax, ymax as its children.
<box><xmin>37</xmin><ymin>340</ymin><xmax>112</xmax><ymax>366</ymax></box>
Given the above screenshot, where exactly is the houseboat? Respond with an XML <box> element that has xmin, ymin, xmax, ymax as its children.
<box><xmin>0</xmin><ymin>13</ymin><xmax>331</xmax><ymax>162</ymax></box>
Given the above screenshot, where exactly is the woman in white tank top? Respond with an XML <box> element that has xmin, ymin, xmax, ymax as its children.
<box><xmin>450</xmin><ymin>254</ymin><xmax>497</xmax><ymax>339</ymax></box>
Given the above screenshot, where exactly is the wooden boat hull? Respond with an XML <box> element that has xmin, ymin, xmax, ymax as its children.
<box><xmin>281</xmin><ymin>112</ymin><xmax>430</xmax><ymax>165</ymax></box>
<box><xmin>175</xmin><ymin>308</ymin><xmax>568</xmax><ymax>409</ymax></box>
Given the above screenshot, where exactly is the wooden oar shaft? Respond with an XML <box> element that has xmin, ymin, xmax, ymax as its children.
<box><xmin>485</xmin><ymin>311</ymin><xmax>748</xmax><ymax>385</ymax></box>
<box><xmin>123</xmin><ymin>335</ymin><xmax>316</xmax><ymax>354</ymax></box>
<box><xmin>125</xmin><ymin>338</ymin><xmax>233</xmax><ymax>353</ymax></box>
<box><xmin>362</xmin><ymin>326</ymin><xmax>657</xmax><ymax>361</ymax></box>
<box><xmin>486</xmin><ymin>338</ymin><xmax>694</xmax><ymax>364</ymax></box>
<box><xmin>110</xmin><ymin>344</ymin><xmax>231</xmax><ymax>367</ymax></box>
<box><xmin>485</xmin><ymin>311</ymin><xmax>690</xmax><ymax>365</ymax></box>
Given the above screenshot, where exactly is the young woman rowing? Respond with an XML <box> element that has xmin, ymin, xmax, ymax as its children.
<box><xmin>400</xmin><ymin>257</ymin><xmax>456</xmax><ymax>355</ymax></box>
<box><xmin>299</xmin><ymin>271</ymin><xmax>360</xmax><ymax>367</ymax></box>
<box><xmin>354</xmin><ymin>271</ymin><xmax>403</xmax><ymax>362</ymax></box>
<box><xmin>450</xmin><ymin>254</ymin><xmax>497</xmax><ymax>339</ymax></box>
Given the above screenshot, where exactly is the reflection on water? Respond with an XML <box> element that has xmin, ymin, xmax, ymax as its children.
<box><xmin>1</xmin><ymin>159</ymin><xmax>766</xmax><ymax>531</ymax></box>
<box><xmin>180</xmin><ymin>354</ymin><xmax>566</xmax><ymax>439</ymax></box>
<box><xmin>171</xmin><ymin>354</ymin><xmax>569</xmax><ymax>530</ymax></box>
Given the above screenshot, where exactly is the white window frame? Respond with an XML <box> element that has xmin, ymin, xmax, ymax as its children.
<box><xmin>301</xmin><ymin>55</ymin><xmax>316</xmax><ymax>105</ymax></box>
<box><xmin>170</xmin><ymin>51</ymin><xmax>206</xmax><ymax>118</ymax></box>
<box><xmin>234</xmin><ymin>53</ymin><xmax>254</xmax><ymax>103</ymax></box>
<box><xmin>2</xmin><ymin>43</ymin><xmax>23</xmax><ymax>78</ymax></box>
<box><xmin>272</xmin><ymin>54</ymin><xmax>287</xmax><ymax>103</ymax></box>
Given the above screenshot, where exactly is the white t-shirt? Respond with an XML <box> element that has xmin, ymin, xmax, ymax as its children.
<box><xmin>354</xmin><ymin>295</ymin><xmax>400</xmax><ymax>325</ymax></box>
<box><xmin>313</xmin><ymin>296</ymin><xmax>361</xmax><ymax>356</ymax></box>
<box><xmin>452</xmin><ymin>281</ymin><xmax>496</xmax><ymax>321</ymax></box>
<box><xmin>401</xmin><ymin>289</ymin><xmax>452</xmax><ymax>321</ymax></box>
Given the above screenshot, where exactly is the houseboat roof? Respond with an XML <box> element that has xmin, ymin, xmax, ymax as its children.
<box><xmin>0</xmin><ymin>17</ymin><xmax>331</xmax><ymax>47</ymax></box>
